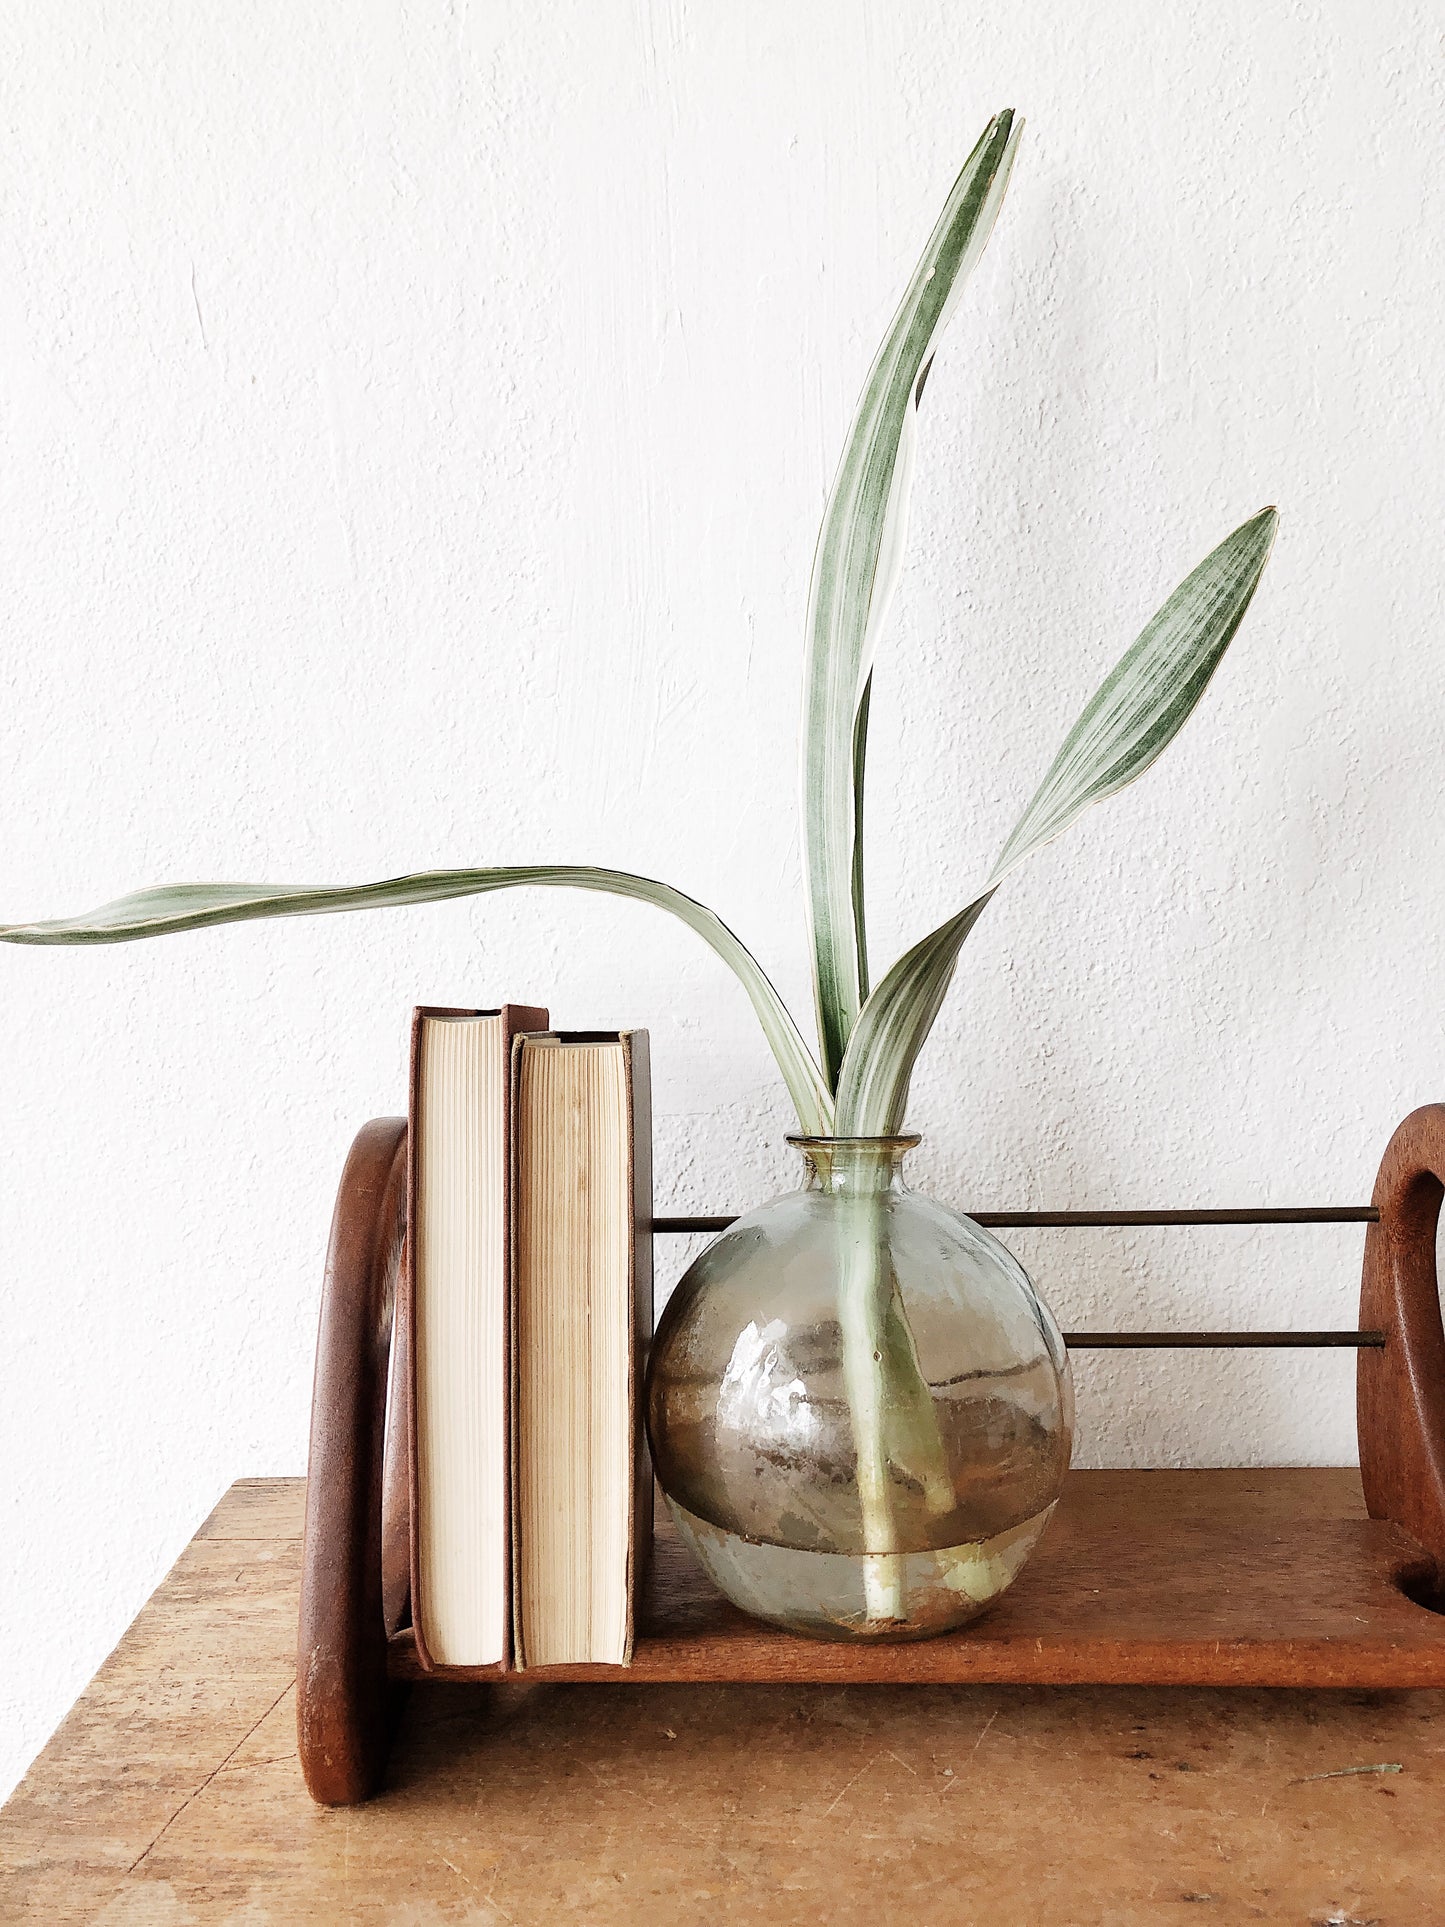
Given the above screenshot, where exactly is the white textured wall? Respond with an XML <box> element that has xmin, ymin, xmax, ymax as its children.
<box><xmin>3</xmin><ymin>0</ymin><xmax>1442</xmax><ymax>1797</ymax></box>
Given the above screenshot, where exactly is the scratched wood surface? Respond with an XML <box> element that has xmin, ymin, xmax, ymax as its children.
<box><xmin>392</xmin><ymin>1468</ymin><xmax>1445</xmax><ymax>1688</ymax></box>
<box><xmin>6</xmin><ymin>1476</ymin><xmax>1445</xmax><ymax>1924</ymax></box>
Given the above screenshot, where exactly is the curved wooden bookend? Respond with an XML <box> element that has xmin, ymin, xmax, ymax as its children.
<box><xmin>1359</xmin><ymin>1103</ymin><xmax>1445</xmax><ymax>1584</ymax></box>
<box><xmin>295</xmin><ymin>1106</ymin><xmax>1445</xmax><ymax>1808</ymax></box>
<box><xmin>297</xmin><ymin>1117</ymin><xmax>408</xmax><ymax>1807</ymax></box>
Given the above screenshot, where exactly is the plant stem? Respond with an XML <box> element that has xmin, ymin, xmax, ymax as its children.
<box><xmin>834</xmin><ymin>1154</ymin><xmax>959</xmax><ymax>1625</ymax></box>
<box><xmin>837</xmin><ymin>1185</ymin><xmax>907</xmax><ymax>1620</ymax></box>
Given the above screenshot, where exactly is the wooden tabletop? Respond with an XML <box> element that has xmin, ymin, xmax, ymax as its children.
<box><xmin>4</xmin><ymin>1474</ymin><xmax>1445</xmax><ymax>1923</ymax></box>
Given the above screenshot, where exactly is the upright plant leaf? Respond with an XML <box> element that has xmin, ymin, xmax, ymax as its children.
<box><xmin>834</xmin><ymin>507</ymin><xmax>1279</xmax><ymax>1133</ymax></box>
<box><xmin>834</xmin><ymin>894</ymin><xmax>995</xmax><ymax>1135</ymax></box>
<box><xmin>850</xmin><ymin>670</ymin><xmax>873</xmax><ymax>1003</ymax></box>
<box><xmin>802</xmin><ymin>110</ymin><xmax>1021</xmax><ymax>1090</ymax></box>
<box><xmin>0</xmin><ymin>865</ymin><xmax>836</xmax><ymax>1134</ymax></box>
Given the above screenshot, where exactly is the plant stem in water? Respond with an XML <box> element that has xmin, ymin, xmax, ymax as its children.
<box><xmin>837</xmin><ymin>1188</ymin><xmax>906</xmax><ymax>1620</ymax></box>
<box><xmin>835</xmin><ymin>1158</ymin><xmax>960</xmax><ymax>1624</ymax></box>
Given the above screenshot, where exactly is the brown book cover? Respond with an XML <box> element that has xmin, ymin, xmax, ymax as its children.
<box><xmin>405</xmin><ymin>1002</ymin><xmax>547</xmax><ymax>1676</ymax></box>
<box><xmin>510</xmin><ymin>1029</ymin><xmax>654</xmax><ymax>1667</ymax></box>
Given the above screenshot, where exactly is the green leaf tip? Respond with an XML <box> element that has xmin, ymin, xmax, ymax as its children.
<box><xmin>989</xmin><ymin>505</ymin><xmax>1278</xmax><ymax>888</ymax></box>
<box><xmin>833</xmin><ymin>503</ymin><xmax>1278</xmax><ymax>1135</ymax></box>
<box><xmin>802</xmin><ymin>109</ymin><xmax>1023</xmax><ymax>1091</ymax></box>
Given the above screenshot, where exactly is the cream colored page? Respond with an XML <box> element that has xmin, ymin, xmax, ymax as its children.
<box><xmin>415</xmin><ymin>1015</ymin><xmax>506</xmax><ymax>1665</ymax></box>
<box><xmin>517</xmin><ymin>1042</ymin><xmax>632</xmax><ymax>1664</ymax></box>
<box><xmin>589</xmin><ymin>1048</ymin><xmax>631</xmax><ymax>1663</ymax></box>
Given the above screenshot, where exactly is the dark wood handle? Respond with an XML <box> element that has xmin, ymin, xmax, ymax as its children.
<box><xmin>296</xmin><ymin>1117</ymin><xmax>408</xmax><ymax>1806</ymax></box>
<box><xmin>1359</xmin><ymin>1104</ymin><xmax>1445</xmax><ymax>1571</ymax></box>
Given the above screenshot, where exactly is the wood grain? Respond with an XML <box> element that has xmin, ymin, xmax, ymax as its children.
<box><xmin>389</xmin><ymin>1468</ymin><xmax>1445</xmax><ymax>1688</ymax></box>
<box><xmin>296</xmin><ymin>1115</ymin><xmax>408</xmax><ymax>1804</ymax></box>
<box><xmin>7</xmin><ymin>1476</ymin><xmax>1445</xmax><ymax>1925</ymax></box>
<box><xmin>298</xmin><ymin>1108</ymin><xmax>1445</xmax><ymax>1802</ymax></box>
<box><xmin>1359</xmin><ymin>1102</ymin><xmax>1445</xmax><ymax>1581</ymax></box>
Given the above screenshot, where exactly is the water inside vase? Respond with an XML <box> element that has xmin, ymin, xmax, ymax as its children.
<box><xmin>646</xmin><ymin>1140</ymin><xmax>1073</xmax><ymax>1640</ymax></box>
<box><xmin>666</xmin><ymin>1493</ymin><xmax>1056</xmax><ymax>1642</ymax></box>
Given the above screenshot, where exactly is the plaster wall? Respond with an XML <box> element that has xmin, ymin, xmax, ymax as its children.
<box><xmin>4</xmin><ymin>0</ymin><xmax>1442</xmax><ymax>1795</ymax></box>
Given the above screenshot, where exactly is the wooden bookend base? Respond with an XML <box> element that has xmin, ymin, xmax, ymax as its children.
<box><xmin>298</xmin><ymin>1111</ymin><xmax>1445</xmax><ymax>1806</ymax></box>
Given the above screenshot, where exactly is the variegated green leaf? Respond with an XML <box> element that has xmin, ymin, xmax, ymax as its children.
<box><xmin>833</xmin><ymin>894</ymin><xmax>994</xmax><ymax>1134</ymax></box>
<box><xmin>802</xmin><ymin>110</ymin><xmax>1021</xmax><ymax>1090</ymax></box>
<box><xmin>988</xmin><ymin>507</ymin><xmax>1279</xmax><ymax>884</ymax></box>
<box><xmin>0</xmin><ymin>866</ymin><xmax>835</xmax><ymax>1135</ymax></box>
<box><xmin>850</xmin><ymin>670</ymin><xmax>873</xmax><ymax>1003</ymax></box>
<box><xmin>835</xmin><ymin>507</ymin><xmax>1278</xmax><ymax>1133</ymax></box>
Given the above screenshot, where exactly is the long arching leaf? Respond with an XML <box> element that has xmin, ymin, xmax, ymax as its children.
<box><xmin>0</xmin><ymin>865</ymin><xmax>835</xmax><ymax>1134</ymax></box>
<box><xmin>802</xmin><ymin>110</ymin><xmax>1021</xmax><ymax>1089</ymax></box>
<box><xmin>834</xmin><ymin>508</ymin><xmax>1278</xmax><ymax>1133</ymax></box>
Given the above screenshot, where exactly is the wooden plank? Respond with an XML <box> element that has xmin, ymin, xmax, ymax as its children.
<box><xmin>5</xmin><ymin>1476</ymin><xmax>1445</xmax><ymax>1923</ymax></box>
<box><xmin>389</xmin><ymin>1467</ymin><xmax>1445</xmax><ymax>1688</ymax></box>
<box><xmin>0</xmin><ymin>1479</ymin><xmax>303</xmax><ymax>1921</ymax></box>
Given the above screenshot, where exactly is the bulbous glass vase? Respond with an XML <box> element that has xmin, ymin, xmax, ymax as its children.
<box><xmin>646</xmin><ymin>1135</ymin><xmax>1073</xmax><ymax>1641</ymax></box>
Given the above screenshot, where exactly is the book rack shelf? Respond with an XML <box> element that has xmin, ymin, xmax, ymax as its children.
<box><xmin>296</xmin><ymin>1106</ymin><xmax>1445</xmax><ymax>1806</ymax></box>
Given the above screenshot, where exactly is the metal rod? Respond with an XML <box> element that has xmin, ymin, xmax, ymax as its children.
<box><xmin>651</xmin><ymin>1214</ymin><xmax>1385</xmax><ymax>1348</ymax></box>
<box><xmin>1062</xmin><ymin>1330</ymin><xmax>1385</xmax><ymax>1350</ymax></box>
<box><xmin>977</xmin><ymin>1208</ymin><xmax>1380</xmax><ymax>1228</ymax></box>
<box><xmin>650</xmin><ymin>1214</ymin><xmax>1385</xmax><ymax>1349</ymax></box>
<box><xmin>652</xmin><ymin>1216</ymin><xmax>743</xmax><ymax>1233</ymax></box>
<box><xmin>652</xmin><ymin>1206</ymin><xmax>1379</xmax><ymax>1234</ymax></box>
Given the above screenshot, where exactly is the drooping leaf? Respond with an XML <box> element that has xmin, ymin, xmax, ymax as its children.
<box><xmin>802</xmin><ymin>110</ymin><xmax>1022</xmax><ymax>1090</ymax></box>
<box><xmin>834</xmin><ymin>508</ymin><xmax>1278</xmax><ymax>1133</ymax></box>
<box><xmin>0</xmin><ymin>866</ymin><xmax>835</xmax><ymax>1134</ymax></box>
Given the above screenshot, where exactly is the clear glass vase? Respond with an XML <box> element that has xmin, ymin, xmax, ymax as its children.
<box><xmin>645</xmin><ymin>1136</ymin><xmax>1073</xmax><ymax>1641</ymax></box>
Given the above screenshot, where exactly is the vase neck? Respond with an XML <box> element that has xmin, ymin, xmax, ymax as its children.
<box><xmin>786</xmin><ymin>1134</ymin><xmax>918</xmax><ymax>1197</ymax></box>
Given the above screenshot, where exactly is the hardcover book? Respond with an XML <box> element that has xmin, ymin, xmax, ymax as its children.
<box><xmin>406</xmin><ymin>1003</ymin><xmax>547</xmax><ymax>1670</ymax></box>
<box><xmin>511</xmin><ymin>1029</ymin><xmax>653</xmax><ymax>1667</ymax></box>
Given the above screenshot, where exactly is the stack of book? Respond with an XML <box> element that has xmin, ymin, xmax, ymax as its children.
<box><xmin>403</xmin><ymin>1005</ymin><xmax>652</xmax><ymax>1670</ymax></box>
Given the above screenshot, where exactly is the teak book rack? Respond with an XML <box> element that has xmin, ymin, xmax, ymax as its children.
<box><xmin>297</xmin><ymin>1106</ymin><xmax>1445</xmax><ymax>1806</ymax></box>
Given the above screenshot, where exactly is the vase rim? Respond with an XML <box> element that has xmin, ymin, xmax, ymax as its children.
<box><xmin>785</xmin><ymin>1133</ymin><xmax>921</xmax><ymax>1151</ymax></box>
